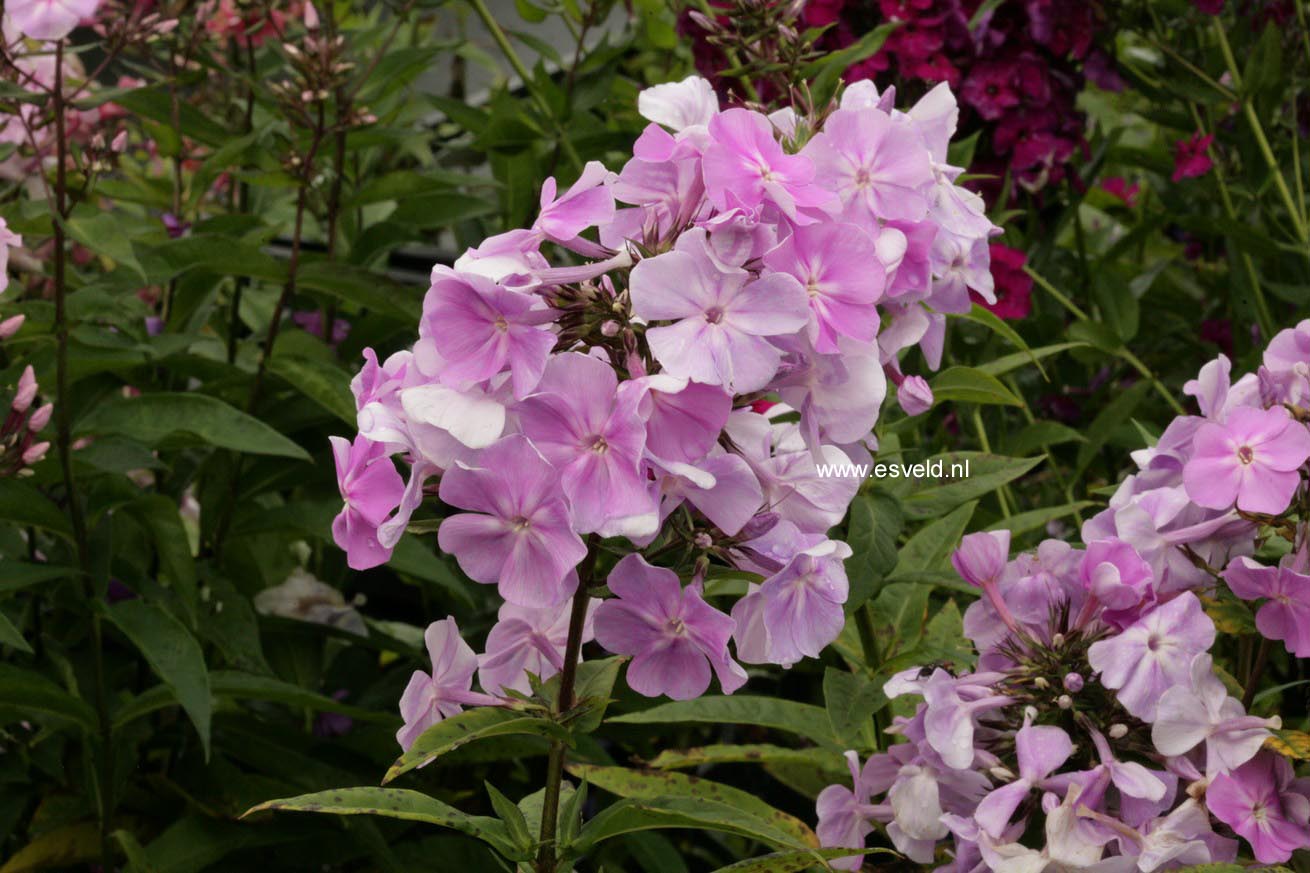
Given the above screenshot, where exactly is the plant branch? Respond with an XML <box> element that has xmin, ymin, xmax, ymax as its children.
<box><xmin>535</xmin><ymin>536</ymin><xmax>598</xmax><ymax>873</ymax></box>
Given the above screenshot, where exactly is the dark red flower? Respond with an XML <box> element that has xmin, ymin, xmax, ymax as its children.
<box><xmin>1193</xmin><ymin>0</ymin><xmax>1225</xmax><ymax>12</ymax></box>
<box><xmin>1172</xmin><ymin>132</ymin><xmax>1214</xmax><ymax>182</ymax></box>
<box><xmin>1200</xmin><ymin>319</ymin><xmax>1234</xmax><ymax>356</ymax></box>
<box><xmin>1101</xmin><ymin>176</ymin><xmax>1141</xmax><ymax>207</ymax></box>
<box><xmin>961</xmin><ymin>61</ymin><xmax>1021</xmax><ymax>120</ymax></box>
<box><xmin>976</xmin><ymin>244</ymin><xmax>1033</xmax><ymax>320</ymax></box>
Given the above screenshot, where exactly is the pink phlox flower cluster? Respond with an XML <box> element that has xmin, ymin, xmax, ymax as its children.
<box><xmin>328</xmin><ymin>78</ymin><xmax>996</xmax><ymax>739</ymax></box>
<box><xmin>818</xmin><ymin>322</ymin><xmax>1310</xmax><ymax>867</ymax></box>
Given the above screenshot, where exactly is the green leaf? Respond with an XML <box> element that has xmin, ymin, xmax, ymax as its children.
<box><xmin>64</xmin><ymin>211</ymin><xmax>147</xmax><ymax>281</ymax></box>
<box><xmin>267</xmin><ymin>354</ymin><xmax>356</xmax><ymax>423</ymax></box>
<box><xmin>113</xmin><ymin>670</ymin><xmax>395</xmax><ymax>730</ymax></box>
<box><xmin>486</xmin><ymin>783</ymin><xmax>533</xmax><ymax>854</ymax></box>
<box><xmin>899</xmin><ymin>454</ymin><xmax>1043</xmax><ymax>520</ymax></box>
<box><xmin>104</xmin><ymin>599</ymin><xmax>212</xmax><ymax>758</ymax></box>
<box><xmin>0</xmin><ymin>562</ymin><xmax>76</xmax><ymax>595</ymax></box>
<box><xmin>298</xmin><ymin>261</ymin><xmax>421</xmax><ymax>321</ymax></box>
<box><xmin>0</xmin><ymin>610</ymin><xmax>31</xmax><ymax>653</ymax></box>
<box><xmin>929</xmin><ymin>367</ymin><xmax>1021</xmax><ymax>407</ymax></box>
<box><xmin>1071</xmin><ymin>380</ymin><xmax>1152</xmax><ymax>480</ymax></box>
<box><xmin>889</xmin><ymin>501</ymin><xmax>977</xmax><ymax>577</ymax></box>
<box><xmin>1005</xmin><ymin>420</ymin><xmax>1085</xmax><ymax>457</ymax></box>
<box><xmin>569</xmin><ymin>655</ymin><xmax>624</xmax><ymax>733</ymax></box>
<box><xmin>804</xmin><ymin>22</ymin><xmax>898</xmax><ymax>102</ymax></box>
<box><xmin>0</xmin><ymin>822</ymin><xmax>101</xmax><ymax>873</ymax></box>
<box><xmin>610</xmin><ymin>697</ymin><xmax>836</xmax><ymax>745</ymax></box>
<box><xmin>383</xmin><ymin>707</ymin><xmax>570</xmax><ymax>784</ymax></box>
<box><xmin>568</xmin><ymin>765</ymin><xmax>818</xmax><ymax>849</ymax></box>
<box><xmin>125</xmin><ymin>495</ymin><xmax>198</xmax><ymax>620</ymax></box>
<box><xmin>975</xmin><ymin>342</ymin><xmax>1088</xmax><ymax>378</ymax></box>
<box><xmin>647</xmin><ymin>745</ymin><xmax>835</xmax><ymax>771</ymax></box>
<box><xmin>76</xmin><ymin>392</ymin><xmax>310</xmax><ymax>461</ymax></box>
<box><xmin>243</xmin><ymin>788</ymin><xmax>520</xmax><ymax>859</ymax></box>
<box><xmin>843</xmin><ymin>493</ymin><xmax>902</xmax><ymax>613</ymax></box>
<box><xmin>986</xmin><ymin>502</ymin><xmax>1095</xmax><ymax>537</ymax></box>
<box><xmin>0</xmin><ymin>479</ymin><xmax>74</xmax><ymax>541</ymax></box>
<box><xmin>708</xmin><ymin>848</ymin><xmax>889</xmax><ymax>872</ymax></box>
<box><xmin>823</xmin><ymin>668</ymin><xmax>879</xmax><ymax>748</ymax></box>
<box><xmin>0</xmin><ymin>664</ymin><xmax>96</xmax><ymax>731</ymax></box>
<box><xmin>570</xmin><ymin>795</ymin><xmax>811</xmax><ymax>854</ymax></box>
<box><xmin>112</xmin><ymin>829</ymin><xmax>158</xmax><ymax>873</ymax></box>
<box><xmin>955</xmin><ymin>305</ymin><xmax>1046</xmax><ymax>378</ymax></box>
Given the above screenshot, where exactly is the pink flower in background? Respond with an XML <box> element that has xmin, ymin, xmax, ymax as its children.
<box><xmin>976</xmin><ymin>244</ymin><xmax>1032</xmax><ymax>320</ymax></box>
<box><xmin>329</xmin><ymin>435</ymin><xmax>404</xmax><ymax>571</ymax></box>
<box><xmin>1194</xmin><ymin>0</ymin><xmax>1225</xmax><ymax>13</ymax></box>
<box><xmin>396</xmin><ymin>617</ymin><xmax>500</xmax><ymax>751</ymax></box>
<box><xmin>1172</xmin><ymin>132</ymin><xmax>1215</xmax><ymax>182</ymax></box>
<box><xmin>1206</xmin><ymin>753</ymin><xmax>1310</xmax><ymax>863</ymax></box>
<box><xmin>1183</xmin><ymin>406</ymin><xmax>1310</xmax><ymax>514</ymax></box>
<box><xmin>292</xmin><ymin>310</ymin><xmax>350</xmax><ymax>346</ymax></box>
<box><xmin>1101</xmin><ymin>176</ymin><xmax>1141</xmax><ymax>207</ymax></box>
<box><xmin>8</xmin><ymin>0</ymin><xmax>101</xmax><ymax>40</ymax></box>
<box><xmin>437</xmin><ymin>434</ymin><xmax>586</xmax><ymax>608</ymax></box>
<box><xmin>1223</xmin><ymin>555</ymin><xmax>1310</xmax><ymax>656</ymax></box>
<box><xmin>961</xmin><ymin>62</ymin><xmax>1021</xmax><ymax>121</ymax></box>
<box><xmin>0</xmin><ymin>218</ymin><xmax>23</xmax><ymax>294</ymax></box>
<box><xmin>477</xmin><ymin>597</ymin><xmax>597</xmax><ymax>696</ymax></box>
<box><xmin>593</xmin><ymin>554</ymin><xmax>746</xmax><ymax>700</ymax></box>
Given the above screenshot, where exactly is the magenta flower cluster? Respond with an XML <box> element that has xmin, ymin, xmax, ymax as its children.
<box><xmin>328</xmin><ymin>75</ymin><xmax>1000</xmax><ymax>747</ymax></box>
<box><xmin>817</xmin><ymin>320</ymin><xmax>1310</xmax><ymax>869</ymax></box>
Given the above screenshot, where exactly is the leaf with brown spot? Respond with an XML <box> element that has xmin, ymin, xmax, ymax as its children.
<box><xmin>383</xmin><ymin>706</ymin><xmax>570</xmax><ymax>784</ymax></box>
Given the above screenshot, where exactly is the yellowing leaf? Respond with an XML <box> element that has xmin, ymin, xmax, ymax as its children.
<box><xmin>1266</xmin><ymin>729</ymin><xmax>1310</xmax><ymax>760</ymax></box>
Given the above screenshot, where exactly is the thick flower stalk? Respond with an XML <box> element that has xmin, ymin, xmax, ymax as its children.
<box><xmin>328</xmin><ymin>75</ymin><xmax>998</xmax><ymax>724</ymax></box>
<box><xmin>818</xmin><ymin>319</ymin><xmax>1310</xmax><ymax>870</ymax></box>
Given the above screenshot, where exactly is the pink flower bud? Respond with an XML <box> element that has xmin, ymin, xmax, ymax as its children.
<box><xmin>21</xmin><ymin>441</ymin><xmax>48</xmax><ymax>466</ymax></box>
<box><xmin>27</xmin><ymin>403</ymin><xmax>52</xmax><ymax>432</ymax></box>
<box><xmin>0</xmin><ymin>314</ymin><xmax>24</xmax><ymax>340</ymax></box>
<box><xmin>304</xmin><ymin>1</ymin><xmax>319</xmax><ymax>29</ymax></box>
<box><xmin>1063</xmin><ymin>672</ymin><xmax>1084</xmax><ymax>693</ymax></box>
<box><xmin>111</xmin><ymin>130</ymin><xmax>128</xmax><ymax>153</ymax></box>
<box><xmin>897</xmin><ymin>375</ymin><xmax>933</xmax><ymax>416</ymax></box>
<box><xmin>12</xmin><ymin>366</ymin><xmax>37</xmax><ymax>413</ymax></box>
<box><xmin>950</xmin><ymin>530</ymin><xmax>1011</xmax><ymax>589</ymax></box>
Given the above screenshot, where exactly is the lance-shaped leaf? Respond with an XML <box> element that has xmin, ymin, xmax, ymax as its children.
<box><xmin>383</xmin><ymin>707</ymin><xmax>570</xmax><ymax>784</ymax></box>
<box><xmin>244</xmin><ymin>787</ymin><xmax>521</xmax><ymax>860</ymax></box>
<box><xmin>709</xmin><ymin>848</ymin><xmax>891</xmax><ymax>872</ymax></box>
<box><xmin>0</xmin><ymin>665</ymin><xmax>96</xmax><ymax>731</ymax></box>
<box><xmin>609</xmin><ymin>696</ymin><xmax>837</xmax><ymax>745</ymax></box>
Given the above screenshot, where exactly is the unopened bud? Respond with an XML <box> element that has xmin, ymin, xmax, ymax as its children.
<box><xmin>21</xmin><ymin>441</ymin><xmax>48</xmax><ymax>465</ymax></box>
<box><xmin>989</xmin><ymin>766</ymin><xmax>1016</xmax><ymax>781</ymax></box>
<box><xmin>111</xmin><ymin>130</ymin><xmax>128</xmax><ymax>153</ymax></box>
<box><xmin>1051</xmin><ymin>633</ymin><xmax>1066</xmax><ymax>648</ymax></box>
<box><xmin>1056</xmin><ymin>694</ymin><xmax>1073</xmax><ymax>710</ymax></box>
<box><xmin>1033</xmin><ymin>676</ymin><xmax>1050</xmax><ymax>690</ymax></box>
<box><xmin>1062</xmin><ymin>672</ymin><xmax>1084</xmax><ymax>693</ymax></box>
<box><xmin>600</xmin><ymin>320</ymin><xmax>620</xmax><ymax>337</ymax></box>
<box><xmin>0</xmin><ymin>314</ymin><xmax>24</xmax><ymax>340</ymax></box>
<box><xmin>11</xmin><ymin>366</ymin><xmax>36</xmax><ymax>413</ymax></box>
<box><xmin>693</xmin><ymin>532</ymin><xmax>713</xmax><ymax>549</ymax></box>
<box><xmin>27</xmin><ymin>403</ymin><xmax>52</xmax><ymax>432</ymax></box>
<box><xmin>1108</xmin><ymin>723</ymin><xmax>1128</xmax><ymax>739</ymax></box>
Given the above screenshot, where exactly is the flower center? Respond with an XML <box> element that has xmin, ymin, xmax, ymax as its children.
<box><xmin>704</xmin><ymin>307</ymin><xmax>725</xmax><ymax>324</ymax></box>
<box><xmin>1236</xmin><ymin>445</ymin><xmax>1255</xmax><ymax>465</ymax></box>
<box><xmin>757</xmin><ymin>162</ymin><xmax>775</xmax><ymax>181</ymax></box>
<box><xmin>805</xmin><ymin>277</ymin><xmax>821</xmax><ymax>298</ymax></box>
<box><xmin>1252</xmin><ymin>802</ymin><xmax>1270</xmax><ymax>824</ymax></box>
<box><xmin>588</xmin><ymin>434</ymin><xmax>609</xmax><ymax>454</ymax></box>
<box><xmin>493</xmin><ymin>315</ymin><xmax>509</xmax><ymax>332</ymax></box>
<box><xmin>1146</xmin><ymin>633</ymin><xmax>1163</xmax><ymax>652</ymax></box>
<box><xmin>667</xmin><ymin>616</ymin><xmax>687</xmax><ymax>636</ymax></box>
<box><xmin>854</xmin><ymin>168</ymin><xmax>872</xmax><ymax>189</ymax></box>
<box><xmin>509</xmin><ymin>515</ymin><xmax>532</xmax><ymax>532</ymax></box>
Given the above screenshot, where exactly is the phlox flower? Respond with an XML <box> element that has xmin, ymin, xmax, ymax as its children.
<box><xmin>1172</xmin><ymin>132</ymin><xmax>1214</xmax><ymax>183</ymax></box>
<box><xmin>593</xmin><ymin>554</ymin><xmax>746</xmax><ymax>700</ymax></box>
<box><xmin>761</xmin><ymin>222</ymin><xmax>885</xmax><ymax>353</ymax></box>
<box><xmin>629</xmin><ymin>229</ymin><xmax>809</xmax><ymax>393</ymax></box>
<box><xmin>1087</xmin><ymin>591</ymin><xmax>1216</xmax><ymax>721</ymax></box>
<box><xmin>701</xmin><ymin>108</ymin><xmax>834</xmax><ymax>222</ymax></box>
<box><xmin>1206</xmin><ymin>752</ymin><xmax>1310</xmax><ymax>863</ymax></box>
<box><xmin>477</xmin><ymin>596</ymin><xmax>598</xmax><ymax>696</ymax></box>
<box><xmin>396</xmin><ymin>617</ymin><xmax>500</xmax><ymax>751</ymax></box>
<box><xmin>623</xmin><ymin>374</ymin><xmax>731</xmax><ymax>465</ymax></box>
<box><xmin>974</xmin><ymin>715</ymin><xmax>1074</xmax><ymax>837</ymax></box>
<box><xmin>1080</xmin><ymin>538</ymin><xmax>1156</xmax><ymax>629</ymax></box>
<box><xmin>1151</xmin><ymin>653</ymin><xmax>1276</xmax><ymax>777</ymax></box>
<box><xmin>0</xmin><ymin>217</ymin><xmax>21</xmax><ymax>294</ymax></box>
<box><xmin>253</xmin><ymin>568</ymin><xmax>366</xmax><ymax>637</ymax></box>
<box><xmin>329</xmin><ymin>435</ymin><xmax>404</xmax><ymax>571</ymax></box>
<box><xmin>1182</xmin><ymin>406</ymin><xmax>1310</xmax><ymax>515</ymax></box>
<box><xmin>1222</xmin><ymin>554</ymin><xmax>1310</xmax><ymax>657</ymax></box>
<box><xmin>803</xmin><ymin>106</ymin><xmax>935</xmax><ymax>225</ymax></box>
<box><xmin>9</xmin><ymin>0</ymin><xmax>101</xmax><ymax>41</ymax></box>
<box><xmin>636</xmin><ymin>75</ymin><xmax>718</xmax><ymax>132</ymax></box>
<box><xmin>419</xmin><ymin>266</ymin><xmax>557</xmax><ymax>399</ymax></box>
<box><xmin>533</xmin><ymin>160</ymin><xmax>615</xmax><ymax>245</ymax></box>
<box><xmin>516</xmin><ymin>352</ymin><xmax>656</xmax><ymax>537</ymax></box>
<box><xmin>437</xmin><ymin>434</ymin><xmax>586</xmax><ymax>608</ymax></box>
<box><xmin>896</xmin><ymin>374</ymin><xmax>933</xmax><ymax>416</ymax></box>
<box><xmin>753</xmin><ymin>537</ymin><xmax>852</xmax><ymax>665</ymax></box>
<box><xmin>816</xmin><ymin>751</ymin><xmax>886</xmax><ymax>871</ymax></box>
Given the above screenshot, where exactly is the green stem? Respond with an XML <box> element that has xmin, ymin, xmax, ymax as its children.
<box><xmin>971</xmin><ymin>407</ymin><xmax>1012</xmax><ymax>518</ymax></box>
<box><xmin>854</xmin><ymin>604</ymin><xmax>882</xmax><ymax>750</ymax></box>
<box><xmin>467</xmin><ymin>0</ymin><xmax>583</xmax><ymax>173</ymax></box>
<box><xmin>535</xmin><ymin>538</ymin><xmax>598</xmax><ymax>873</ymax></box>
<box><xmin>52</xmin><ymin>41</ymin><xmax>113</xmax><ymax>868</ymax></box>
<box><xmin>1024</xmin><ymin>265</ymin><xmax>1088</xmax><ymax>321</ymax></box>
<box><xmin>1118</xmin><ymin>348</ymin><xmax>1186</xmax><ymax>416</ymax></box>
<box><xmin>1213</xmin><ymin>21</ymin><xmax>1310</xmax><ymax>246</ymax></box>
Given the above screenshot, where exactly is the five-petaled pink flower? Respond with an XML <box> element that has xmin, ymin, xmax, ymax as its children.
<box><xmin>1206</xmin><ymin>752</ymin><xmax>1310</xmax><ymax>863</ymax></box>
<box><xmin>701</xmin><ymin>108</ymin><xmax>834</xmax><ymax>223</ymax></box>
<box><xmin>1223</xmin><ymin>555</ymin><xmax>1310</xmax><ymax>657</ymax></box>
<box><xmin>593</xmin><ymin>554</ymin><xmax>747</xmax><ymax>700</ymax></box>
<box><xmin>329</xmin><ymin>435</ymin><xmax>404</xmax><ymax>571</ymax></box>
<box><xmin>396</xmin><ymin>617</ymin><xmax>500</xmax><ymax>751</ymax></box>
<box><xmin>9</xmin><ymin>0</ymin><xmax>101</xmax><ymax>41</ymax></box>
<box><xmin>1183</xmin><ymin>406</ymin><xmax>1310</xmax><ymax>515</ymax></box>
<box><xmin>1172</xmin><ymin>132</ymin><xmax>1215</xmax><ymax>182</ymax></box>
<box><xmin>437</xmin><ymin>434</ymin><xmax>587</xmax><ymax>608</ymax></box>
